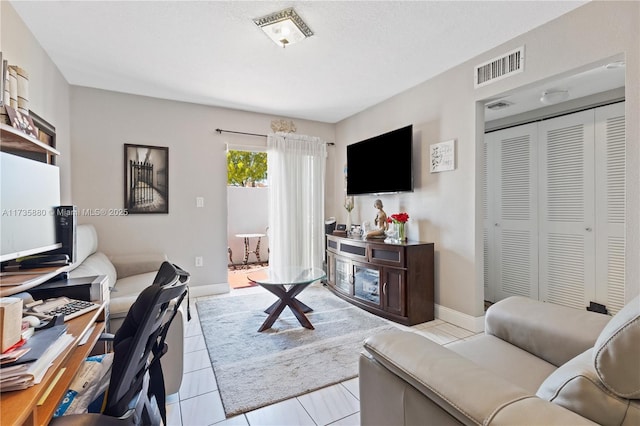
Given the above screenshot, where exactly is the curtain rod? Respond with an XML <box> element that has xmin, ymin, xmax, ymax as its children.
<box><xmin>215</xmin><ymin>128</ymin><xmax>334</xmax><ymax>146</ymax></box>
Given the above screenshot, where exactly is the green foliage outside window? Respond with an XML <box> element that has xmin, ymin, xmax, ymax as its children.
<box><xmin>227</xmin><ymin>150</ymin><xmax>268</xmax><ymax>187</ymax></box>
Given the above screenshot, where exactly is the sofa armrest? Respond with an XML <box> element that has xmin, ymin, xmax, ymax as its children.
<box><xmin>488</xmin><ymin>396</ymin><xmax>597</xmax><ymax>425</ymax></box>
<box><xmin>485</xmin><ymin>296</ymin><xmax>611</xmax><ymax>367</ymax></box>
<box><xmin>363</xmin><ymin>330</ymin><xmax>529</xmax><ymax>425</ymax></box>
<box><xmin>362</xmin><ymin>330</ymin><xmax>595</xmax><ymax>425</ymax></box>
<box><xmin>109</xmin><ymin>253</ymin><xmax>168</xmax><ymax>279</ymax></box>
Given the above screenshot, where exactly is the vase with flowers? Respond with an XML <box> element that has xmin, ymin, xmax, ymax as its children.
<box><xmin>344</xmin><ymin>196</ymin><xmax>354</xmax><ymax>231</ymax></box>
<box><xmin>387</xmin><ymin>212</ymin><xmax>409</xmax><ymax>242</ymax></box>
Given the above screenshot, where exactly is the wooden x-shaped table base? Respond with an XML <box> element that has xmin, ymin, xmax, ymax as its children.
<box><xmin>255</xmin><ymin>282</ymin><xmax>314</xmax><ymax>332</ymax></box>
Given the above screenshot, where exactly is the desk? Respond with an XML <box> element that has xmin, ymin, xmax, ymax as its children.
<box><xmin>0</xmin><ymin>303</ymin><xmax>107</xmax><ymax>426</ymax></box>
<box><xmin>248</xmin><ymin>267</ymin><xmax>326</xmax><ymax>332</ymax></box>
<box><xmin>235</xmin><ymin>233</ymin><xmax>266</xmax><ymax>267</ymax></box>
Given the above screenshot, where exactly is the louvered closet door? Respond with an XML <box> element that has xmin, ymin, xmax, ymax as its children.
<box><xmin>595</xmin><ymin>102</ymin><xmax>626</xmax><ymax>314</ymax></box>
<box><xmin>485</xmin><ymin>123</ymin><xmax>539</xmax><ymax>302</ymax></box>
<box><xmin>482</xmin><ymin>139</ymin><xmax>492</xmax><ymax>301</ymax></box>
<box><xmin>539</xmin><ymin>110</ymin><xmax>595</xmax><ymax>309</ymax></box>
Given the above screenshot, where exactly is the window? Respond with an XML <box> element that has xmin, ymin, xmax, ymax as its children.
<box><xmin>226</xmin><ymin>150</ymin><xmax>267</xmax><ymax>187</ymax></box>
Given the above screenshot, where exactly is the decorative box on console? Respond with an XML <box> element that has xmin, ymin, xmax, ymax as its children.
<box><xmin>0</xmin><ymin>297</ymin><xmax>23</xmax><ymax>352</ymax></box>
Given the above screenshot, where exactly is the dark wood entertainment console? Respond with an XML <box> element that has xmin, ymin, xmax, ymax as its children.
<box><xmin>326</xmin><ymin>235</ymin><xmax>434</xmax><ymax>325</ymax></box>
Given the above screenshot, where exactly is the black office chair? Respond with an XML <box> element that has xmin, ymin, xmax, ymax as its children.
<box><xmin>52</xmin><ymin>261</ymin><xmax>190</xmax><ymax>426</ymax></box>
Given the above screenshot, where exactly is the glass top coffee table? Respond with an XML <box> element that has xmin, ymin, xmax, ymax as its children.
<box><xmin>248</xmin><ymin>267</ymin><xmax>326</xmax><ymax>332</ymax></box>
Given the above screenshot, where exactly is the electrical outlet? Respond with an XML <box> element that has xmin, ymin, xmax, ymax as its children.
<box><xmin>196</xmin><ymin>197</ymin><xmax>204</xmax><ymax>208</ymax></box>
<box><xmin>195</xmin><ymin>256</ymin><xmax>203</xmax><ymax>267</ymax></box>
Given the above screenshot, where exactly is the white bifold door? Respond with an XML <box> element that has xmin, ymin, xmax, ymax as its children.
<box><xmin>484</xmin><ymin>123</ymin><xmax>539</xmax><ymax>302</ymax></box>
<box><xmin>484</xmin><ymin>102</ymin><xmax>625</xmax><ymax>313</ymax></box>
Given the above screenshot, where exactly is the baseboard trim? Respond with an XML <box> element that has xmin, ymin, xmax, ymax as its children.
<box><xmin>435</xmin><ymin>304</ymin><xmax>485</xmax><ymax>333</ymax></box>
<box><xmin>189</xmin><ymin>283</ymin><xmax>229</xmax><ymax>298</ymax></box>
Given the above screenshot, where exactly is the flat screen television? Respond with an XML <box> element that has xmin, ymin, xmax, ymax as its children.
<box><xmin>1</xmin><ymin>152</ymin><xmax>61</xmax><ymax>262</ymax></box>
<box><xmin>346</xmin><ymin>125</ymin><xmax>413</xmax><ymax>195</ymax></box>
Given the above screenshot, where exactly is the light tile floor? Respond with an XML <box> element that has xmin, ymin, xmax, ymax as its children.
<box><xmin>167</xmin><ymin>286</ymin><xmax>480</xmax><ymax>426</ymax></box>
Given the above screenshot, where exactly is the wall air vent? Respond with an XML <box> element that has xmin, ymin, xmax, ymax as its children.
<box><xmin>486</xmin><ymin>100</ymin><xmax>513</xmax><ymax>111</ymax></box>
<box><xmin>475</xmin><ymin>46</ymin><xmax>525</xmax><ymax>88</ymax></box>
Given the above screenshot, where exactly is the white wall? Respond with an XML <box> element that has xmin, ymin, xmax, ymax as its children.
<box><xmin>332</xmin><ymin>1</ymin><xmax>640</xmax><ymax>320</ymax></box>
<box><xmin>70</xmin><ymin>86</ymin><xmax>335</xmax><ymax>293</ymax></box>
<box><xmin>227</xmin><ymin>186</ymin><xmax>269</xmax><ymax>265</ymax></box>
<box><xmin>1</xmin><ymin>2</ymin><xmax>72</xmax><ymax>202</ymax></box>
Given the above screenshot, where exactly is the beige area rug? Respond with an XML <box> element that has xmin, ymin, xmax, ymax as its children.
<box><xmin>195</xmin><ymin>284</ymin><xmax>395</xmax><ymax>417</ymax></box>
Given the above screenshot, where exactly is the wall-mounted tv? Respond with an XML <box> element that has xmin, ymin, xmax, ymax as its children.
<box><xmin>346</xmin><ymin>125</ymin><xmax>413</xmax><ymax>195</ymax></box>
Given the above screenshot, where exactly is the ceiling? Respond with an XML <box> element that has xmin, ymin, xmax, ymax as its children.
<box><xmin>9</xmin><ymin>1</ymin><xmax>591</xmax><ymax>124</ymax></box>
<box><xmin>484</xmin><ymin>61</ymin><xmax>626</xmax><ymax>122</ymax></box>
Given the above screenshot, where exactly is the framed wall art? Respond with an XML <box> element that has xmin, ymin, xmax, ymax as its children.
<box><xmin>124</xmin><ymin>144</ymin><xmax>169</xmax><ymax>214</ymax></box>
<box><xmin>0</xmin><ymin>52</ymin><xmax>4</xmax><ymax>106</ymax></box>
<box><xmin>5</xmin><ymin>104</ymin><xmax>38</xmax><ymax>138</ymax></box>
<box><xmin>430</xmin><ymin>139</ymin><xmax>456</xmax><ymax>173</ymax></box>
<box><xmin>29</xmin><ymin>111</ymin><xmax>57</xmax><ymax>164</ymax></box>
<box><xmin>30</xmin><ymin>111</ymin><xmax>56</xmax><ymax>149</ymax></box>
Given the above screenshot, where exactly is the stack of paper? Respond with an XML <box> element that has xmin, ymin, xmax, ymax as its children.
<box><xmin>0</xmin><ymin>325</ymin><xmax>73</xmax><ymax>392</ymax></box>
<box><xmin>0</xmin><ymin>347</ymin><xmax>31</xmax><ymax>365</ymax></box>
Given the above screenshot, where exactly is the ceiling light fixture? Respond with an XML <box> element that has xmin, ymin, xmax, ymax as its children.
<box><xmin>254</xmin><ymin>8</ymin><xmax>313</xmax><ymax>48</ymax></box>
<box><xmin>486</xmin><ymin>100</ymin><xmax>514</xmax><ymax>111</ymax></box>
<box><xmin>540</xmin><ymin>89</ymin><xmax>570</xmax><ymax>105</ymax></box>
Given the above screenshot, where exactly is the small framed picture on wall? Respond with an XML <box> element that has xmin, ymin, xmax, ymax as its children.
<box><xmin>430</xmin><ymin>139</ymin><xmax>456</xmax><ymax>173</ymax></box>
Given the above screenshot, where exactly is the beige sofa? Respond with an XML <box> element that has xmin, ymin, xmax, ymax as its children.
<box><xmin>68</xmin><ymin>224</ymin><xmax>186</xmax><ymax>395</ymax></box>
<box><xmin>360</xmin><ymin>295</ymin><xmax>640</xmax><ymax>425</ymax></box>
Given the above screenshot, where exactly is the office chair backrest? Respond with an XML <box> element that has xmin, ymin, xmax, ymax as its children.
<box><xmin>104</xmin><ymin>262</ymin><xmax>189</xmax><ymax>421</ymax></box>
<box><xmin>152</xmin><ymin>261</ymin><xmax>190</xmax><ymax>286</ymax></box>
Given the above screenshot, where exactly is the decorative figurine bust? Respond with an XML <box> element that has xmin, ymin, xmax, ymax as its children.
<box><xmin>366</xmin><ymin>199</ymin><xmax>388</xmax><ymax>238</ymax></box>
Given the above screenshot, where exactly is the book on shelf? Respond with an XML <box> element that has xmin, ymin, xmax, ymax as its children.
<box><xmin>4</xmin><ymin>324</ymin><xmax>66</xmax><ymax>366</ymax></box>
<box><xmin>0</xmin><ymin>324</ymin><xmax>73</xmax><ymax>392</ymax></box>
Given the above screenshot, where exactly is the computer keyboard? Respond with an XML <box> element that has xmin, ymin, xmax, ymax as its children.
<box><xmin>27</xmin><ymin>297</ymin><xmax>100</xmax><ymax>321</ymax></box>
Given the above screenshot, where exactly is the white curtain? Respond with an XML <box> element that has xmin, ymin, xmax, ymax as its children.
<box><xmin>267</xmin><ymin>132</ymin><xmax>327</xmax><ymax>271</ymax></box>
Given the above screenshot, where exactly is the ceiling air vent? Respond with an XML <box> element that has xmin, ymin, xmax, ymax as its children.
<box><xmin>486</xmin><ymin>100</ymin><xmax>513</xmax><ymax>111</ymax></box>
<box><xmin>475</xmin><ymin>46</ymin><xmax>525</xmax><ymax>88</ymax></box>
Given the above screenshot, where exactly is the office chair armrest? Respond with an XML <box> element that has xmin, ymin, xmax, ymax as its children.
<box><xmin>98</xmin><ymin>333</ymin><xmax>115</xmax><ymax>341</ymax></box>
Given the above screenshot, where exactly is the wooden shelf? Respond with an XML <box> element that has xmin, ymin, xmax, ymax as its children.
<box><xmin>0</xmin><ymin>123</ymin><xmax>60</xmax><ymax>157</ymax></box>
<box><xmin>0</xmin><ymin>303</ymin><xmax>107</xmax><ymax>426</ymax></box>
<box><xmin>0</xmin><ymin>265</ymin><xmax>72</xmax><ymax>297</ymax></box>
